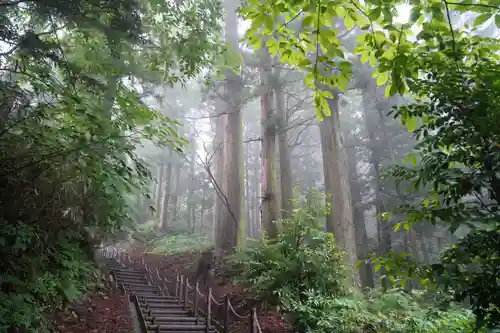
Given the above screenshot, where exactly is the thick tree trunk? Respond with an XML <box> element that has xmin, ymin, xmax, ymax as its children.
<box><xmin>419</xmin><ymin>233</ymin><xmax>431</xmax><ymax>264</ymax></box>
<box><xmin>346</xmin><ymin>145</ymin><xmax>374</xmax><ymax>288</ymax></box>
<box><xmin>158</xmin><ymin>149</ymin><xmax>173</xmax><ymax>231</ymax></box>
<box><xmin>245</xmin><ymin>148</ymin><xmax>252</xmax><ymax>238</ymax></box>
<box><xmin>253</xmin><ymin>159</ymin><xmax>261</xmax><ymax>238</ymax></box>
<box><xmin>260</xmin><ymin>47</ymin><xmax>279</xmax><ymax>239</ymax></box>
<box><xmin>238</xmin><ymin>114</ymin><xmax>246</xmax><ymax>246</ymax></box>
<box><xmin>170</xmin><ymin>163</ymin><xmax>181</xmax><ymax>224</ymax></box>
<box><xmin>156</xmin><ymin>158</ymin><xmax>165</xmax><ymax>214</ymax></box>
<box><xmin>274</xmin><ymin>67</ymin><xmax>293</xmax><ymax>219</ymax></box>
<box><xmin>212</xmin><ymin>111</ymin><xmax>225</xmax><ymax>241</ymax></box>
<box><xmin>187</xmin><ymin>144</ymin><xmax>196</xmax><ymax>232</ymax></box>
<box><xmin>361</xmin><ymin>87</ymin><xmax>391</xmax><ymax>289</ymax></box>
<box><xmin>409</xmin><ymin>229</ymin><xmax>419</xmax><ymax>260</ymax></box>
<box><xmin>218</xmin><ymin>0</ymin><xmax>243</xmax><ymax>253</ymax></box>
<box><xmin>319</xmin><ymin>95</ymin><xmax>360</xmax><ymax>285</ymax></box>
<box><xmin>200</xmin><ymin>187</ymin><xmax>206</xmax><ymax>233</ymax></box>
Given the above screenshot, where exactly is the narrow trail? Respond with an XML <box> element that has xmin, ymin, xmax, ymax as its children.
<box><xmin>99</xmin><ymin>247</ymin><xmax>293</xmax><ymax>333</ymax></box>
<box><xmin>103</xmin><ymin>255</ymin><xmax>213</xmax><ymax>333</ymax></box>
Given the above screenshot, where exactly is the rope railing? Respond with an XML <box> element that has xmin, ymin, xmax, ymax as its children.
<box><xmin>99</xmin><ymin>247</ymin><xmax>267</xmax><ymax>333</ymax></box>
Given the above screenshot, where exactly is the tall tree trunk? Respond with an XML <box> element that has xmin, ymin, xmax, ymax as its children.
<box><xmin>245</xmin><ymin>148</ymin><xmax>252</xmax><ymax>238</ymax></box>
<box><xmin>260</xmin><ymin>47</ymin><xmax>279</xmax><ymax>239</ymax></box>
<box><xmin>212</xmin><ymin>111</ymin><xmax>225</xmax><ymax>241</ymax></box>
<box><xmin>274</xmin><ymin>66</ymin><xmax>293</xmax><ymax>219</ymax></box>
<box><xmin>319</xmin><ymin>95</ymin><xmax>360</xmax><ymax>285</ymax></box>
<box><xmin>253</xmin><ymin>159</ymin><xmax>261</xmax><ymax>238</ymax></box>
<box><xmin>158</xmin><ymin>149</ymin><xmax>173</xmax><ymax>231</ymax></box>
<box><xmin>218</xmin><ymin>0</ymin><xmax>243</xmax><ymax>253</ymax></box>
<box><xmin>362</xmin><ymin>87</ymin><xmax>391</xmax><ymax>289</ymax></box>
<box><xmin>156</xmin><ymin>159</ymin><xmax>165</xmax><ymax>216</ymax></box>
<box><xmin>346</xmin><ymin>145</ymin><xmax>374</xmax><ymax>288</ymax></box>
<box><xmin>187</xmin><ymin>143</ymin><xmax>196</xmax><ymax>232</ymax></box>
<box><xmin>419</xmin><ymin>233</ymin><xmax>431</xmax><ymax>264</ymax></box>
<box><xmin>238</xmin><ymin>112</ymin><xmax>246</xmax><ymax>246</ymax></box>
<box><xmin>409</xmin><ymin>229</ymin><xmax>419</xmax><ymax>260</ymax></box>
<box><xmin>170</xmin><ymin>163</ymin><xmax>181</xmax><ymax>224</ymax></box>
<box><xmin>200</xmin><ymin>186</ymin><xmax>206</xmax><ymax>233</ymax></box>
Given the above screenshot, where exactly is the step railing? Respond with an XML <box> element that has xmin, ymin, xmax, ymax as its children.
<box><xmin>100</xmin><ymin>247</ymin><xmax>264</xmax><ymax>333</ymax></box>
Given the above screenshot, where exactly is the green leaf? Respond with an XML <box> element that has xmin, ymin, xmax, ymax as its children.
<box><xmin>474</xmin><ymin>13</ymin><xmax>491</xmax><ymax>27</ymax></box>
<box><xmin>384</xmin><ymin>83</ymin><xmax>392</xmax><ymax>98</ymax></box>
<box><xmin>376</xmin><ymin>72</ymin><xmax>389</xmax><ymax>86</ymax></box>
<box><xmin>495</xmin><ymin>15</ymin><xmax>500</xmax><ymax>29</ymax></box>
<box><xmin>338</xmin><ymin>60</ymin><xmax>352</xmax><ymax>75</ymax></box>
<box><xmin>344</xmin><ymin>15</ymin><xmax>355</xmax><ymax>30</ymax></box>
<box><xmin>410</xmin><ymin>7</ymin><xmax>421</xmax><ymax>23</ymax></box>
<box><xmin>404</xmin><ymin>116</ymin><xmax>419</xmax><ymax>132</ymax></box>
<box><xmin>267</xmin><ymin>39</ymin><xmax>278</xmax><ymax>56</ymax></box>
<box><xmin>304</xmin><ymin>73</ymin><xmax>315</xmax><ymax>89</ymax></box>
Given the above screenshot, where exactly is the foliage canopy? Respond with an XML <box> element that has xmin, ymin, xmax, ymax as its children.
<box><xmin>240</xmin><ymin>0</ymin><xmax>500</xmax><ymax>118</ymax></box>
<box><xmin>0</xmin><ymin>0</ymin><xmax>221</xmax><ymax>330</ymax></box>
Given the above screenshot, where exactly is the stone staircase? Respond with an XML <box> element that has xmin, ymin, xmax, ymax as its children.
<box><xmin>103</xmin><ymin>256</ymin><xmax>215</xmax><ymax>333</ymax></box>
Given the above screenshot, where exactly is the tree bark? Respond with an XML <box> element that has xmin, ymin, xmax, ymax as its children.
<box><xmin>156</xmin><ymin>158</ymin><xmax>165</xmax><ymax>214</ymax></box>
<box><xmin>158</xmin><ymin>149</ymin><xmax>173</xmax><ymax>231</ymax></box>
<box><xmin>346</xmin><ymin>144</ymin><xmax>374</xmax><ymax>288</ymax></box>
<box><xmin>260</xmin><ymin>47</ymin><xmax>279</xmax><ymax>239</ymax></box>
<box><xmin>187</xmin><ymin>143</ymin><xmax>196</xmax><ymax>232</ymax></box>
<box><xmin>319</xmin><ymin>95</ymin><xmax>360</xmax><ymax>285</ymax></box>
<box><xmin>212</xmin><ymin>110</ymin><xmax>225</xmax><ymax>241</ymax></box>
<box><xmin>170</xmin><ymin>163</ymin><xmax>182</xmax><ymax>224</ymax></box>
<box><xmin>361</xmin><ymin>86</ymin><xmax>391</xmax><ymax>289</ymax></box>
<box><xmin>274</xmin><ymin>66</ymin><xmax>293</xmax><ymax>219</ymax></box>
<box><xmin>218</xmin><ymin>0</ymin><xmax>243</xmax><ymax>253</ymax></box>
<box><xmin>200</xmin><ymin>186</ymin><xmax>206</xmax><ymax>233</ymax></box>
<box><xmin>245</xmin><ymin>146</ymin><xmax>252</xmax><ymax>238</ymax></box>
<box><xmin>254</xmin><ymin>158</ymin><xmax>261</xmax><ymax>238</ymax></box>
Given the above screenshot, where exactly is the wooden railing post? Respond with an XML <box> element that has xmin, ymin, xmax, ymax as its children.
<box><xmin>250</xmin><ymin>308</ymin><xmax>257</xmax><ymax>333</ymax></box>
<box><xmin>175</xmin><ymin>274</ymin><xmax>180</xmax><ymax>298</ymax></box>
<box><xmin>223</xmin><ymin>294</ymin><xmax>230</xmax><ymax>333</ymax></box>
<box><xmin>179</xmin><ymin>275</ymin><xmax>184</xmax><ymax>304</ymax></box>
<box><xmin>194</xmin><ymin>282</ymin><xmax>199</xmax><ymax>316</ymax></box>
<box><xmin>184</xmin><ymin>277</ymin><xmax>189</xmax><ymax>310</ymax></box>
<box><xmin>206</xmin><ymin>288</ymin><xmax>212</xmax><ymax>333</ymax></box>
<box><xmin>163</xmin><ymin>277</ymin><xmax>168</xmax><ymax>296</ymax></box>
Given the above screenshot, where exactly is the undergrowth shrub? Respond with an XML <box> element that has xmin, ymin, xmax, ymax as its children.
<box><xmin>230</xmin><ymin>189</ymin><xmax>349</xmax><ymax>332</ymax></box>
<box><xmin>0</xmin><ymin>223</ymin><xmax>100</xmax><ymax>331</ymax></box>
<box><xmin>230</xmin><ymin>190</ymin><xmax>479</xmax><ymax>333</ymax></box>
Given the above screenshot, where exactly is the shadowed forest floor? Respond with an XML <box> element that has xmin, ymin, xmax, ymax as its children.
<box><xmin>48</xmin><ymin>282</ymin><xmax>133</xmax><ymax>333</ymax></box>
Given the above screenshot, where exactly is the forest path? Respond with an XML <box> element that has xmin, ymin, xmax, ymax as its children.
<box><xmin>114</xmin><ymin>249</ymin><xmax>293</xmax><ymax>333</ymax></box>
<box><xmin>103</xmin><ymin>256</ymin><xmax>214</xmax><ymax>333</ymax></box>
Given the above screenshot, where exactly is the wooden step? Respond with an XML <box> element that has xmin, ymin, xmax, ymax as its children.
<box><xmin>144</xmin><ymin>309</ymin><xmax>190</xmax><ymax>316</ymax></box>
<box><xmin>139</xmin><ymin>295</ymin><xmax>178</xmax><ymax>301</ymax></box>
<box><xmin>141</xmin><ymin>303</ymin><xmax>185</xmax><ymax>309</ymax></box>
<box><xmin>113</xmin><ymin>270</ymin><xmax>146</xmax><ymax>274</ymax></box>
<box><xmin>147</xmin><ymin>324</ymin><xmax>215</xmax><ymax>332</ymax></box>
<box><xmin>120</xmin><ymin>282</ymin><xmax>153</xmax><ymax>287</ymax></box>
<box><xmin>116</xmin><ymin>276</ymin><xmax>149</xmax><ymax>284</ymax></box>
<box><xmin>145</xmin><ymin>316</ymin><xmax>205</xmax><ymax>322</ymax></box>
<box><xmin>122</xmin><ymin>284</ymin><xmax>157</xmax><ymax>289</ymax></box>
<box><xmin>139</xmin><ymin>299</ymin><xmax>180</xmax><ymax>304</ymax></box>
<box><xmin>144</xmin><ymin>316</ymin><xmax>207</xmax><ymax>325</ymax></box>
<box><xmin>113</xmin><ymin>269</ymin><xmax>148</xmax><ymax>275</ymax></box>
